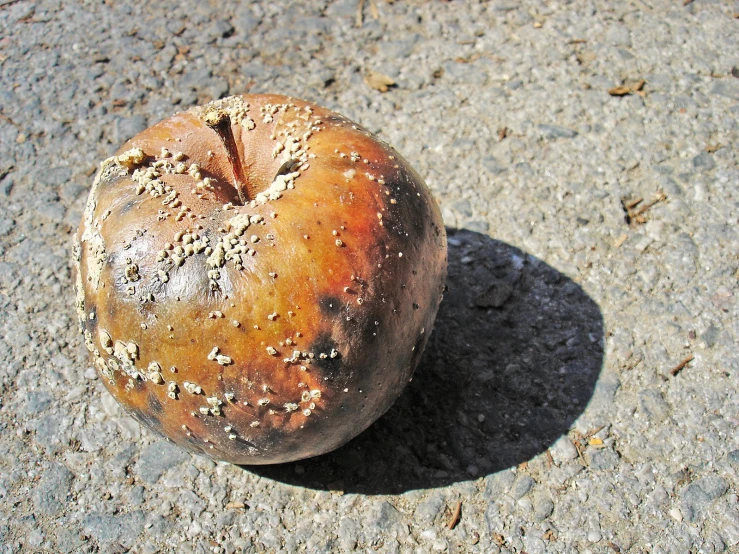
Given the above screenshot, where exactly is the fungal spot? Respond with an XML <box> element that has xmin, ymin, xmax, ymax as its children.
<box><xmin>319</xmin><ymin>295</ymin><xmax>341</xmax><ymax>316</ymax></box>
<box><xmin>309</xmin><ymin>334</ymin><xmax>343</xmax><ymax>378</ymax></box>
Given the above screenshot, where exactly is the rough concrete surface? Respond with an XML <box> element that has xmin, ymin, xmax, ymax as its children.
<box><xmin>1</xmin><ymin>0</ymin><xmax>738</xmax><ymax>552</ymax></box>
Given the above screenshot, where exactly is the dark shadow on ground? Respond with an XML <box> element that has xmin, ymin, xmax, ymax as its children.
<box><xmin>248</xmin><ymin>228</ymin><xmax>604</xmax><ymax>494</ymax></box>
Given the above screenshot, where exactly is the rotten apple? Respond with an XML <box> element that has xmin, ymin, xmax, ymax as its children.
<box><xmin>74</xmin><ymin>94</ymin><xmax>447</xmax><ymax>464</ymax></box>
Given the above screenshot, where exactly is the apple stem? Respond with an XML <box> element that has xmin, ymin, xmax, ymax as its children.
<box><xmin>203</xmin><ymin>110</ymin><xmax>249</xmax><ymax>204</ymax></box>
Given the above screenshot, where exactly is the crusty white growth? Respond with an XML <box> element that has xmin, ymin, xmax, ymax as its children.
<box><xmin>228</xmin><ymin>213</ymin><xmax>251</xmax><ymax>236</ymax></box>
<box><xmin>255</xmin><ymin>171</ymin><xmax>301</xmax><ymax>203</ymax></box>
<box><xmin>116</xmin><ymin>147</ymin><xmax>146</xmax><ymax>169</ymax></box>
<box><xmin>199</xmin><ymin>96</ymin><xmax>255</xmax><ymax>129</ymax></box>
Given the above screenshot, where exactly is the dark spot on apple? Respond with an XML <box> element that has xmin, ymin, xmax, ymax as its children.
<box><xmin>310</xmin><ymin>333</ymin><xmax>343</xmax><ymax>378</ymax></box>
<box><xmin>148</xmin><ymin>393</ymin><xmax>163</xmax><ymax>414</ymax></box>
<box><xmin>232</xmin><ymin>436</ymin><xmax>259</xmax><ymax>449</ymax></box>
<box><xmin>183</xmin><ymin>432</ymin><xmax>203</xmax><ymax>448</ymax></box>
<box><xmin>325</xmin><ymin>115</ymin><xmax>348</xmax><ymax>126</ymax></box>
<box><xmin>382</xmin><ymin>172</ymin><xmax>432</xmax><ymax>244</ymax></box>
<box><xmin>85</xmin><ymin>305</ymin><xmax>98</xmax><ymax>333</ymax></box>
<box><xmin>127</xmin><ymin>406</ymin><xmax>164</xmax><ymax>436</ymax></box>
<box><xmin>318</xmin><ymin>295</ymin><xmax>341</xmax><ymax>316</ymax></box>
<box><xmin>119</xmin><ymin>198</ymin><xmax>137</xmax><ymax>215</ymax></box>
<box><xmin>347</xmin><ymin>303</ymin><xmax>384</xmax><ymax>347</ymax></box>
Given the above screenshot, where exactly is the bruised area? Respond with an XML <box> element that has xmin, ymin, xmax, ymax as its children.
<box><xmin>74</xmin><ymin>94</ymin><xmax>447</xmax><ymax>465</ymax></box>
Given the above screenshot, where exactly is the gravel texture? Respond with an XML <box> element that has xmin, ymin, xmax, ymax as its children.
<box><xmin>1</xmin><ymin>0</ymin><xmax>738</xmax><ymax>553</ymax></box>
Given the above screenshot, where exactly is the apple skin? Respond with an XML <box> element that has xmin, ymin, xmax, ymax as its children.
<box><xmin>74</xmin><ymin>94</ymin><xmax>447</xmax><ymax>464</ymax></box>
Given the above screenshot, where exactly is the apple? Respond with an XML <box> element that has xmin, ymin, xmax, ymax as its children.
<box><xmin>74</xmin><ymin>94</ymin><xmax>447</xmax><ymax>464</ymax></box>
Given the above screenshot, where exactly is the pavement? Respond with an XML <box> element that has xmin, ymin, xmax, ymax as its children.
<box><xmin>1</xmin><ymin>0</ymin><xmax>738</xmax><ymax>552</ymax></box>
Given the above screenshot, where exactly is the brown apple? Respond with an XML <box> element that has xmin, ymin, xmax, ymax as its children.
<box><xmin>74</xmin><ymin>94</ymin><xmax>447</xmax><ymax>464</ymax></box>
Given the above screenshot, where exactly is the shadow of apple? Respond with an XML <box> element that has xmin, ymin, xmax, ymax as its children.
<box><xmin>248</xmin><ymin>228</ymin><xmax>604</xmax><ymax>494</ymax></box>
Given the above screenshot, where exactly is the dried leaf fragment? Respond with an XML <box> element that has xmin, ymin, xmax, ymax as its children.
<box><xmin>447</xmin><ymin>500</ymin><xmax>462</xmax><ymax>529</ymax></box>
<box><xmin>609</xmin><ymin>79</ymin><xmax>645</xmax><ymax>97</ymax></box>
<box><xmin>455</xmin><ymin>53</ymin><xmax>481</xmax><ymax>64</ymax></box>
<box><xmin>365</xmin><ymin>71</ymin><xmax>395</xmax><ymax>93</ymax></box>
<box><xmin>705</xmin><ymin>143</ymin><xmax>723</xmax><ymax>153</ymax></box>
<box><xmin>608</xmin><ymin>85</ymin><xmax>632</xmax><ymax>96</ymax></box>
<box><xmin>670</xmin><ymin>354</ymin><xmax>694</xmax><ymax>376</ymax></box>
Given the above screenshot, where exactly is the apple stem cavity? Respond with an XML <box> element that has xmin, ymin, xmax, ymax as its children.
<box><xmin>203</xmin><ymin>109</ymin><xmax>250</xmax><ymax>205</ymax></box>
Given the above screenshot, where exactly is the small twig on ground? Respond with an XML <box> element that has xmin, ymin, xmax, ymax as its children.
<box><xmin>585</xmin><ymin>425</ymin><xmax>605</xmax><ymax>438</ymax></box>
<box><xmin>632</xmin><ymin>192</ymin><xmax>666</xmax><ymax>218</ymax></box>
<box><xmin>0</xmin><ymin>111</ymin><xmax>18</xmax><ymax>127</ymax></box>
<box><xmin>670</xmin><ymin>354</ymin><xmax>694</xmax><ymax>376</ymax></box>
<box><xmin>448</xmin><ymin>500</ymin><xmax>462</xmax><ymax>530</ymax></box>
<box><xmin>572</xmin><ymin>433</ymin><xmax>588</xmax><ymax>466</ymax></box>
<box><xmin>624</xmin><ymin>197</ymin><xmax>643</xmax><ymax>211</ymax></box>
<box><xmin>621</xmin><ymin>192</ymin><xmax>666</xmax><ymax>226</ymax></box>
